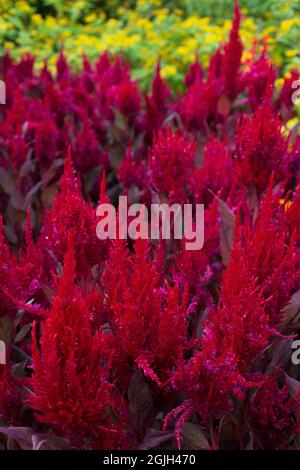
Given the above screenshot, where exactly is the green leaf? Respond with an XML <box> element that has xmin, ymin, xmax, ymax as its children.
<box><xmin>181</xmin><ymin>422</ymin><xmax>209</xmax><ymax>450</ymax></box>
<box><xmin>128</xmin><ymin>370</ymin><xmax>154</xmax><ymax>435</ymax></box>
<box><xmin>138</xmin><ymin>429</ymin><xmax>173</xmax><ymax>450</ymax></box>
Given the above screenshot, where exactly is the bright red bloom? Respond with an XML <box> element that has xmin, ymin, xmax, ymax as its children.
<box><xmin>222</xmin><ymin>0</ymin><xmax>243</xmax><ymax>101</ymax></box>
<box><xmin>102</xmin><ymin>238</ymin><xmax>190</xmax><ymax>386</ymax></box>
<box><xmin>249</xmin><ymin>376</ymin><xmax>295</xmax><ymax>449</ymax></box>
<box><xmin>242</xmin><ymin>50</ymin><xmax>276</xmax><ymax>110</ymax></box>
<box><xmin>0</xmin><ymin>216</ymin><xmax>42</xmax><ymax>318</ymax></box>
<box><xmin>37</xmin><ymin>148</ymin><xmax>106</xmax><ymax>278</ymax></box>
<box><xmin>144</xmin><ymin>62</ymin><xmax>171</xmax><ymax>141</ymax></box>
<box><xmin>234</xmin><ymin>100</ymin><xmax>287</xmax><ymax>193</ymax></box>
<box><xmin>189</xmin><ymin>136</ymin><xmax>233</xmax><ymax>205</ymax></box>
<box><xmin>184</xmin><ymin>56</ymin><xmax>203</xmax><ymax>88</ymax></box>
<box><xmin>148</xmin><ymin>127</ymin><xmax>195</xmax><ymax>203</ymax></box>
<box><xmin>28</xmin><ymin>239</ymin><xmax>127</xmax><ymax>449</ymax></box>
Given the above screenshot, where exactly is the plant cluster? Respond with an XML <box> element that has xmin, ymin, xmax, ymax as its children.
<box><xmin>0</xmin><ymin>3</ymin><xmax>300</xmax><ymax>450</ymax></box>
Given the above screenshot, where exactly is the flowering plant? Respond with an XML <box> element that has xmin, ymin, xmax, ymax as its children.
<box><xmin>0</xmin><ymin>2</ymin><xmax>300</xmax><ymax>451</ymax></box>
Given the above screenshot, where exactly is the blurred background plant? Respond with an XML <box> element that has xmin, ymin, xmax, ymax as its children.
<box><xmin>0</xmin><ymin>0</ymin><xmax>299</xmax><ymax>88</ymax></box>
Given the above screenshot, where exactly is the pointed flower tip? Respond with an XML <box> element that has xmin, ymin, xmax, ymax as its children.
<box><xmin>99</xmin><ymin>171</ymin><xmax>110</xmax><ymax>205</ymax></box>
<box><xmin>60</xmin><ymin>146</ymin><xmax>78</xmax><ymax>193</ymax></box>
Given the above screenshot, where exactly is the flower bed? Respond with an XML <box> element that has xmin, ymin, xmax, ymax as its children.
<box><xmin>0</xmin><ymin>1</ymin><xmax>300</xmax><ymax>451</ymax></box>
<box><xmin>0</xmin><ymin>0</ymin><xmax>299</xmax><ymax>88</ymax></box>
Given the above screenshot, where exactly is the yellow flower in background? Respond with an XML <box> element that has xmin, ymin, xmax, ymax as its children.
<box><xmin>15</xmin><ymin>1</ymin><xmax>32</xmax><ymax>13</ymax></box>
<box><xmin>161</xmin><ymin>64</ymin><xmax>177</xmax><ymax>78</ymax></box>
<box><xmin>286</xmin><ymin>50</ymin><xmax>298</xmax><ymax>58</ymax></box>
<box><xmin>286</xmin><ymin>117</ymin><xmax>299</xmax><ymax>131</ymax></box>
<box><xmin>85</xmin><ymin>13</ymin><xmax>97</xmax><ymax>23</ymax></box>
<box><xmin>0</xmin><ymin>0</ymin><xmax>299</xmax><ymax>89</ymax></box>
<box><xmin>32</xmin><ymin>14</ymin><xmax>43</xmax><ymax>25</ymax></box>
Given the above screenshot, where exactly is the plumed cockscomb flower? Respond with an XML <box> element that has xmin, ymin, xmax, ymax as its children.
<box><xmin>102</xmin><ymin>238</ymin><xmax>190</xmax><ymax>386</ymax></box>
<box><xmin>179</xmin><ymin>77</ymin><xmax>217</xmax><ymax>132</ymax></box>
<box><xmin>236</xmin><ymin>180</ymin><xmax>298</xmax><ymax>325</ymax></box>
<box><xmin>144</xmin><ymin>62</ymin><xmax>171</xmax><ymax>141</ymax></box>
<box><xmin>222</xmin><ymin>0</ymin><xmax>243</xmax><ymax>101</ymax></box>
<box><xmin>189</xmin><ymin>136</ymin><xmax>233</xmax><ymax>205</ymax></box>
<box><xmin>28</xmin><ymin>239</ymin><xmax>127</xmax><ymax>449</ymax></box>
<box><xmin>234</xmin><ymin>100</ymin><xmax>287</xmax><ymax>193</ymax></box>
<box><xmin>111</xmin><ymin>80</ymin><xmax>141</xmax><ymax>123</ymax></box>
<box><xmin>249</xmin><ymin>376</ymin><xmax>295</xmax><ymax>449</ymax></box>
<box><xmin>202</xmin><ymin>235</ymin><xmax>273</xmax><ymax>368</ymax></box>
<box><xmin>118</xmin><ymin>145</ymin><xmax>147</xmax><ymax>191</ymax></box>
<box><xmin>37</xmin><ymin>148</ymin><xmax>107</xmax><ymax>279</ymax></box>
<box><xmin>72</xmin><ymin>113</ymin><xmax>103</xmax><ymax>171</ymax></box>
<box><xmin>148</xmin><ymin>127</ymin><xmax>195</xmax><ymax>203</ymax></box>
<box><xmin>176</xmin><ymin>350</ymin><xmax>249</xmax><ymax>418</ymax></box>
<box><xmin>32</xmin><ymin>119</ymin><xmax>59</xmax><ymax>168</ymax></box>
<box><xmin>184</xmin><ymin>56</ymin><xmax>203</xmax><ymax>88</ymax></box>
<box><xmin>241</xmin><ymin>51</ymin><xmax>276</xmax><ymax>111</ymax></box>
<box><xmin>0</xmin><ymin>216</ymin><xmax>42</xmax><ymax>319</ymax></box>
<box><xmin>173</xmin><ymin>201</ymin><xmax>220</xmax><ymax>306</ymax></box>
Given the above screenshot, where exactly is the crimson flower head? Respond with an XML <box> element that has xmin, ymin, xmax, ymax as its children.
<box><xmin>222</xmin><ymin>0</ymin><xmax>243</xmax><ymax>101</ymax></box>
<box><xmin>0</xmin><ymin>216</ymin><xmax>41</xmax><ymax>319</ymax></box>
<box><xmin>184</xmin><ymin>56</ymin><xmax>203</xmax><ymax>88</ymax></box>
<box><xmin>243</xmin><ymin>181</ymin><xmax>298</xmax><ymax>325</ymax></box>
<box><xmin>28</xmin><ymin>239</ymin><xmax>126</xmax><ymax>449</ymax></box>
<box><xmin>189</xmin><ymin>136</ymin><xmax>233</xmax><ymax>205</ymax></box>
<box><xmin>38</xmin><ymin>148</ymin><xmax>107</xmax><ymax>278</ymax></box>
<box><xmin>102</xmin><ymin>238</ymin><xmax>189</xmax><ymax>387</ymax></box>
<box><xmin>234</xmin><ymin>100</ymin><xmax>287</xmax><ymax>193</ymax></box>
<box><xmin>242</xmin><ymin>51</ymin><xmax>276</xmax><ymax>110</ymax></box>
<box><xmin>249</xmin><ymin>375</ymin><xmax>295</xmax><ymax>449</ymax></box>
<box><xmin>143</xmin><ymin>62</ymin><xmax>171</xmax><ymax>141</ymax></box>
<box><xmin>148</xmin><ymin>126</ymin><xmax>195</xmax><ymax>203</ymax></box>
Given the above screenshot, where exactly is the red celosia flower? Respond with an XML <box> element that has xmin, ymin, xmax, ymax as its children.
<box><xmin>37</xmin><ymin>148</ymin><xmax>107</xmax><ymax>278</ymax></box>
<box><xmin>166</xmin><ymin>349</ymin><xmax>251</xmax><ymax>445</ymax></box>
<box><xmin>164</xmin><ymin>179</ymin><xmax>298</xmax><ymax>446</ymax></box>
<box><xmin>28</xmin><ymin>239</ymin><xmax>127</xmax><ymax>449</ymax></box>
<box><xmin>242</xmin><ymin>50</ymin><xmax>276</xmax><ymax>110</ymax></box>
<box><xmin>222</xmin><ymin>0</ymin><xmax>243</xmax><ymax>101</ymax></box>
<box><xmin>235</xmin><ymin>180</ymin><xmax>298</xmax><ymax>325</ymax></box>
<box><xmin>31</xmin><ymin>119</ymin><xmax>59</xmax><ymax>167</ymax></box>
<box><xmin>184</xmin><ymin>55</ymin><xmax>203</xmax><ymax>88</ymax></box>
<box><xmin>148</xmin><ymin>127</ymin><xmax>195</xmax><ymax>203</ymax></box>
<box><xmin>102</xmin><ymin>238</ymin><xmax>189</xmax><ymax>386</ymax></box>
<box><xmin>179</xmin><ymin>77</ymin><xmax>218</xmax><ymax>132</ymax></box>
<box><xmin>234</xmin><ymin>100</ymin><xmax>288</xmax><ymax>193</ymax></box>
<box><xmin>0</xmin><ymin>216</ymin><xmax>42</xmax><ymax>318</ymax></box>
<box><xmin>189</xmin><ymin>136</ymin><xmax>233</xmax><ymax>205</ymax></box>
<box><xmin>144</xmin><ymin>62</ymin><xmax>171</xmax><ymax>141</ymax></box>
<box><xmin>249</xmin><ymin>375</ymin><xmax>295</xmax><ymax>449</ymax></box>
<box><xmin>118</xmin><ymin>145</ymin><xmax>147</xmax><ymax>190</ymax></box>
<box><xmin>173</xmin><ymin>201</ymin><xmax>220</xmax><ymax>306</ymax></box>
